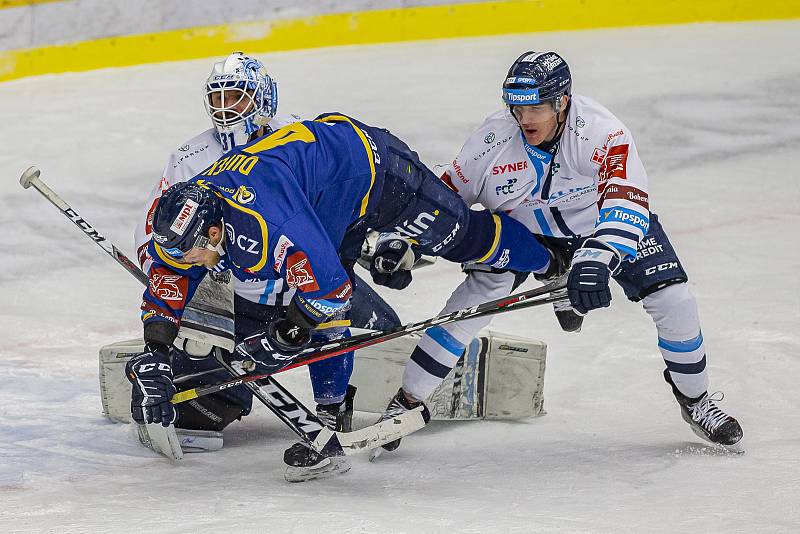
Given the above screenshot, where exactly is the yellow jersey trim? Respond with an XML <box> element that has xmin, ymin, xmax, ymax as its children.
<box><xmin>153</xmin><ymin>242</ymin><xmax>196</xmax><ymax>271</ymax></box>
<box><xmin>316</xmin><ymin>114</ymin><xmax>376</xmax><ymax>217</ymax></box>
<box><xmin>219</xmin><ymin>196</ymin><xmax>270</xmax><ymax>274</ymax></box>
<box><xmin>316</xmin><ymin>319</ymin><xmax>352</xmax><ymax>330</ymax></box>
<box><xmin>475</xmin><ymin>214</ymin><xmax>502</xmax><ymax>263</ymax></box>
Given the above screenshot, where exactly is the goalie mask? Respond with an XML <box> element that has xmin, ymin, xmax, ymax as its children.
<box><xmin>204</xmin><ymin>52</ymin><xmax>278</xmax><ymax>152</ymax></box>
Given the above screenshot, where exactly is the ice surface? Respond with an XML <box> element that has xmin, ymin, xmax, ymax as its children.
<box><xmin>1</xmin><ymin>20</ymin><xmax>799</xmax><ymax>533</ymax></box>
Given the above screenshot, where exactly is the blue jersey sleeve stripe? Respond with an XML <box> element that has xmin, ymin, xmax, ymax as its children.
<box><xmin>534</xmin><ymin>208</ymin><xmax>553</xmax><ymax>236</ymax></box>
<box><xmin>258</xmin><ymin>279</ymin><xmax>276</xmax><ymax>305</ymax></box>
<box><xmin>593</xmin><ymin>227</ymin><xmax>640</xmax><ymax>243</ymax></box>
<box><xmin>599</xmin><ymin>206</ymin><xmax>650</xmax><ymax>233</ymax></box>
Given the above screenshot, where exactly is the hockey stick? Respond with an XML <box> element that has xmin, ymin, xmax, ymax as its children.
<box><xmin>19</xmin><ymin>166</ymin><xmax>425</xmax><ymax>455</ymax></box>
<box><xmin>19</xmin><ymin>165</ymin><xmax>563</xmax><ymax>424</ymax></box>
<box><xmin>211</xmin><ymin>349</ymin><xmax>425</xmax><ymax>456</ymax></box>
<box><xmin>172</xmin><ymin>277</ymin><xmax>567</xmax><ymax>405</ymax></box>
<box><xmin>19</xmin><ymin>166</ymin><xmax>235</xmax><ymax>349</ymax></box>
<box><xmin>19</xmin><ymin>166</ymin><xmax>149</xmax><ymax>285</ymax></box>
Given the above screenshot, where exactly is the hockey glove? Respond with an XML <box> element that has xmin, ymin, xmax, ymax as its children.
<box><xmin>533</xmin><ymin>245</ymin><xmax>571</xmax><ymax>282</ymax></box>
<box><xmin>233</xmin><ymin>318</ymin><xmax>312</xmax><ymax>375</ymax></box>
<box><xmin>567</xmin><ymin>238</ymin><xmax>622</xmax><ymax>314</ymax></box>
<box><xmin>370</xmin><ymin>234</ymin><xmax>419</xmax><ymax>290</ymax></box>
<box><xmin>125</xmin><ymin>345</ymin><xmax>177</xmax><ymax>427</ymax></box>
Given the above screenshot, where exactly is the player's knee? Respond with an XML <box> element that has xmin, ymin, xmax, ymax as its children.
<box><xmin>642</xmin><ymin>283</ymin><xmax>699</xmax><ymax>335</ymax></box>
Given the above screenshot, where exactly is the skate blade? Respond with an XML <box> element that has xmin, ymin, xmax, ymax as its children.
<box><xmin>284</xmin><ymin>456</ymin><xmax>351</xmax><ymax>483</ymax></box>
<box><xmin>719</xmin><ymin>439</ymin><xmax>745</xmax><ymax>455</ymax></box>
<box><xmin>368</xmin><ymin>447</ymin><xmax>384</xmax><ymax>462</ymax></box>
<box><xmin>689</xmin><ymin>426</ymin><xmax>745</xmax><ymax>455</ymax></box>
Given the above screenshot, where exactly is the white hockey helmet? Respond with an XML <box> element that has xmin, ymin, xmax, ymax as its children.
<box><xmin>204</xmin><ymin>52</ymin><xmax>278</xmax><ymax>152</ymax></box>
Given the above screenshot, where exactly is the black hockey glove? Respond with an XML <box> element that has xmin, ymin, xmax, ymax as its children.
<box><xmin>370</xmin><ymin>235</ymin><xmax>419</xmax><ymax>290</ymax></box>
<box><xmin>125</xmin><ymin>344</ymin><xmax>177</xmax><ymax>427</ymax></box>
<box><xmin>234</xmin><ymin>318</ymin><xmax>312</xmax><ymax>375</ymax></box>
<box><xmin>567</xmin><ymin>238</ymin><xmax>622</xmax><ymax>314</ymax></box>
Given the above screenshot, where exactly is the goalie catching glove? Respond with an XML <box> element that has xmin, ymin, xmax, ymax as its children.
<box><xmin>125</xmin><ymin>344</ymin><xmax>177</xmax><ymax>427</ymax></box>
<box><xmin>567</xmin><ymin>238</ymin><xmax>622</xmax><ymax>314</ymax></box>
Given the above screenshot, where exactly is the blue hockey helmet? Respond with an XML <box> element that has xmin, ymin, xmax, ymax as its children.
<box><xmin>152</xmin><ymin>182</ymin><xmax>223</xmax><ymax>257</ymax></box>
<box><xmin>204</xmin><ymin>52</ymin><xmax>278</xmax><ymax>152</ymax></box>
<box><xmin>502</xmin><ymin>51</ymin><xmax>571</xmax><ymax>109</ymax></box>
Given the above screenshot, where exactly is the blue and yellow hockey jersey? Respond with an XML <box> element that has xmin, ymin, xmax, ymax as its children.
<box><xmin>142</xmin><ymin>114</ymin><xmax>383</xmax><ymax>330</ymax></box>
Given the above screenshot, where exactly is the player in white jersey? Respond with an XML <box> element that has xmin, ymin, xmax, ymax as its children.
<box><xmin>370</xmin><ymin>51</ymin><xmax>743</xmax><ymax>453</ymax></box>
<box><xmin>132</xmin><ymin>52</ymin><xmax>401</xmax><ymax>479</ymax></box>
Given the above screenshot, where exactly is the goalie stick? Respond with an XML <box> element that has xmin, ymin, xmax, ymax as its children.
<box><xmin>19</xmin><ymin>166</ymin><xmax>427</xmax><ymax>456</ymax></box>
<box><xmin>171</xmin><ymin>277</ymin><xmax>567</xmax><ymax>405</ymax></box>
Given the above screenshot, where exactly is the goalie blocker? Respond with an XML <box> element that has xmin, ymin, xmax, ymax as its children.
<box><xmin>100</xmin><ymin>329</ymin><xmax>546</xmax><ymax>426</ymax></box>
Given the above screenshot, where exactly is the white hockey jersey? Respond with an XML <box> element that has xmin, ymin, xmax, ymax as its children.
<box><xmin>134</xmin><ymin>114</ymin><xmax>301</xmax><ymax>305</ymax></box>
<box><xmin>441</xmin><ymin>95</ymin><xmax>650</xmax><ymax>258</ymax></box>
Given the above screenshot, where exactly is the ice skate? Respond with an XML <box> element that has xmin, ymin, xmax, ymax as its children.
<box><xmin>369</xmin><ymin>388</ymin><xmax>431</xmax><ymax>461</ymax></box>
<box><xmin>664</xmin><ymin>370</ymin><xmax>744</xmax><ymax>453</ymax></box>
<box><xmin>283</xmin><ymin>386</ymin><xmax>356</xmax><ymax>482</ymax></box>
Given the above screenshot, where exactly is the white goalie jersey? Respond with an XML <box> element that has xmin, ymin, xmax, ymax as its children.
<box><xmin>134</xmin><ymin>114</ymin><xmax>301</xmax><ymax>305</ymax></box>
<box><xmin>442</xmin><ymin>95</ymin><xmax>650</xmax><ymax>259</ymax></box>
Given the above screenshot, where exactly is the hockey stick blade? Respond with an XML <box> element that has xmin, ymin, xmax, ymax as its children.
<box><xmin>19</xmin><ymin>166</ymin><xmax>40</xmax><ymax>189</ymax></box>
<box><xmin>314</xmin><ymin>406</ymin><xmax>427</xmax><ymax>456</ymax></box>
<box><xmin>171</xmin><ymin>276</ymin><xmax>567</xmax><ymax>405</ymax></box>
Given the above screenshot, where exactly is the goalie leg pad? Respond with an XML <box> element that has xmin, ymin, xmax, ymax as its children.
<box><xmin>349</xmin><ymin>329</ymin><xmax>546</xmax><ymax>420</ymax></box>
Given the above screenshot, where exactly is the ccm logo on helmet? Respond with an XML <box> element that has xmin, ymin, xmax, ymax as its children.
<box><xmin>170</xmin><ymin>199</ymin><xmax>199</xmax><ymax>235</ymax></box>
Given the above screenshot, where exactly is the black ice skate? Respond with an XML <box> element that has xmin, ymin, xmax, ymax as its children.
<box><xmin>664</xmin><ymin>370</ymin><xmax>744</xmax><ymax>453</ymax></box>
<box><xmin>283</xmin><ymin>385</ymin><xmax>356</xmax><ymax>482</ymax></box>
<box><xmin>369</xmin><ymin>388</ymin><xmax>431</xmax><ymax>461</ymax></box>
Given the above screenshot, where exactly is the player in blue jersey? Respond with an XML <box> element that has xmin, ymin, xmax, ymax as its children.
<box><xmin>128</xmin><ymin>54</ymin><xmax>403</xmax><ymax>479</ymax></box>
<box><xmin>127</xmin><ymin>112</ymin><xmax>555</xmax><ymax>480</ymax></box>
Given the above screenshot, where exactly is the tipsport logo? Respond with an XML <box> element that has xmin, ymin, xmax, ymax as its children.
<box><xmin>600</xmin><ymin>207</ymin><xmax>649</xmax><ymax>233</ymax></box>
<box><xmin>504</xmin><ymin>89</ymin><xmax>540</xmax><ymax>104</ymax></box>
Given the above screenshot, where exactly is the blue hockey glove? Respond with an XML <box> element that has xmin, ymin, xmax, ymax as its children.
<box><xmin>567</xmin><ymin>238</ymin><xmax>622</xmax><ymax>314</ymax></box>
<box><xmin>370</xmin><ymin>235</ymin><xmax>419</xmax><ymax>290</ymax></box>
<box><xmin>233</xmin><ymin>318</ymin><xmax>311</xmax><ymax>374</ymax></box>
<box><xmin>125</xmin><ymin>345</ymin><xmax>177</xmax><ymax>427</ymax></box>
